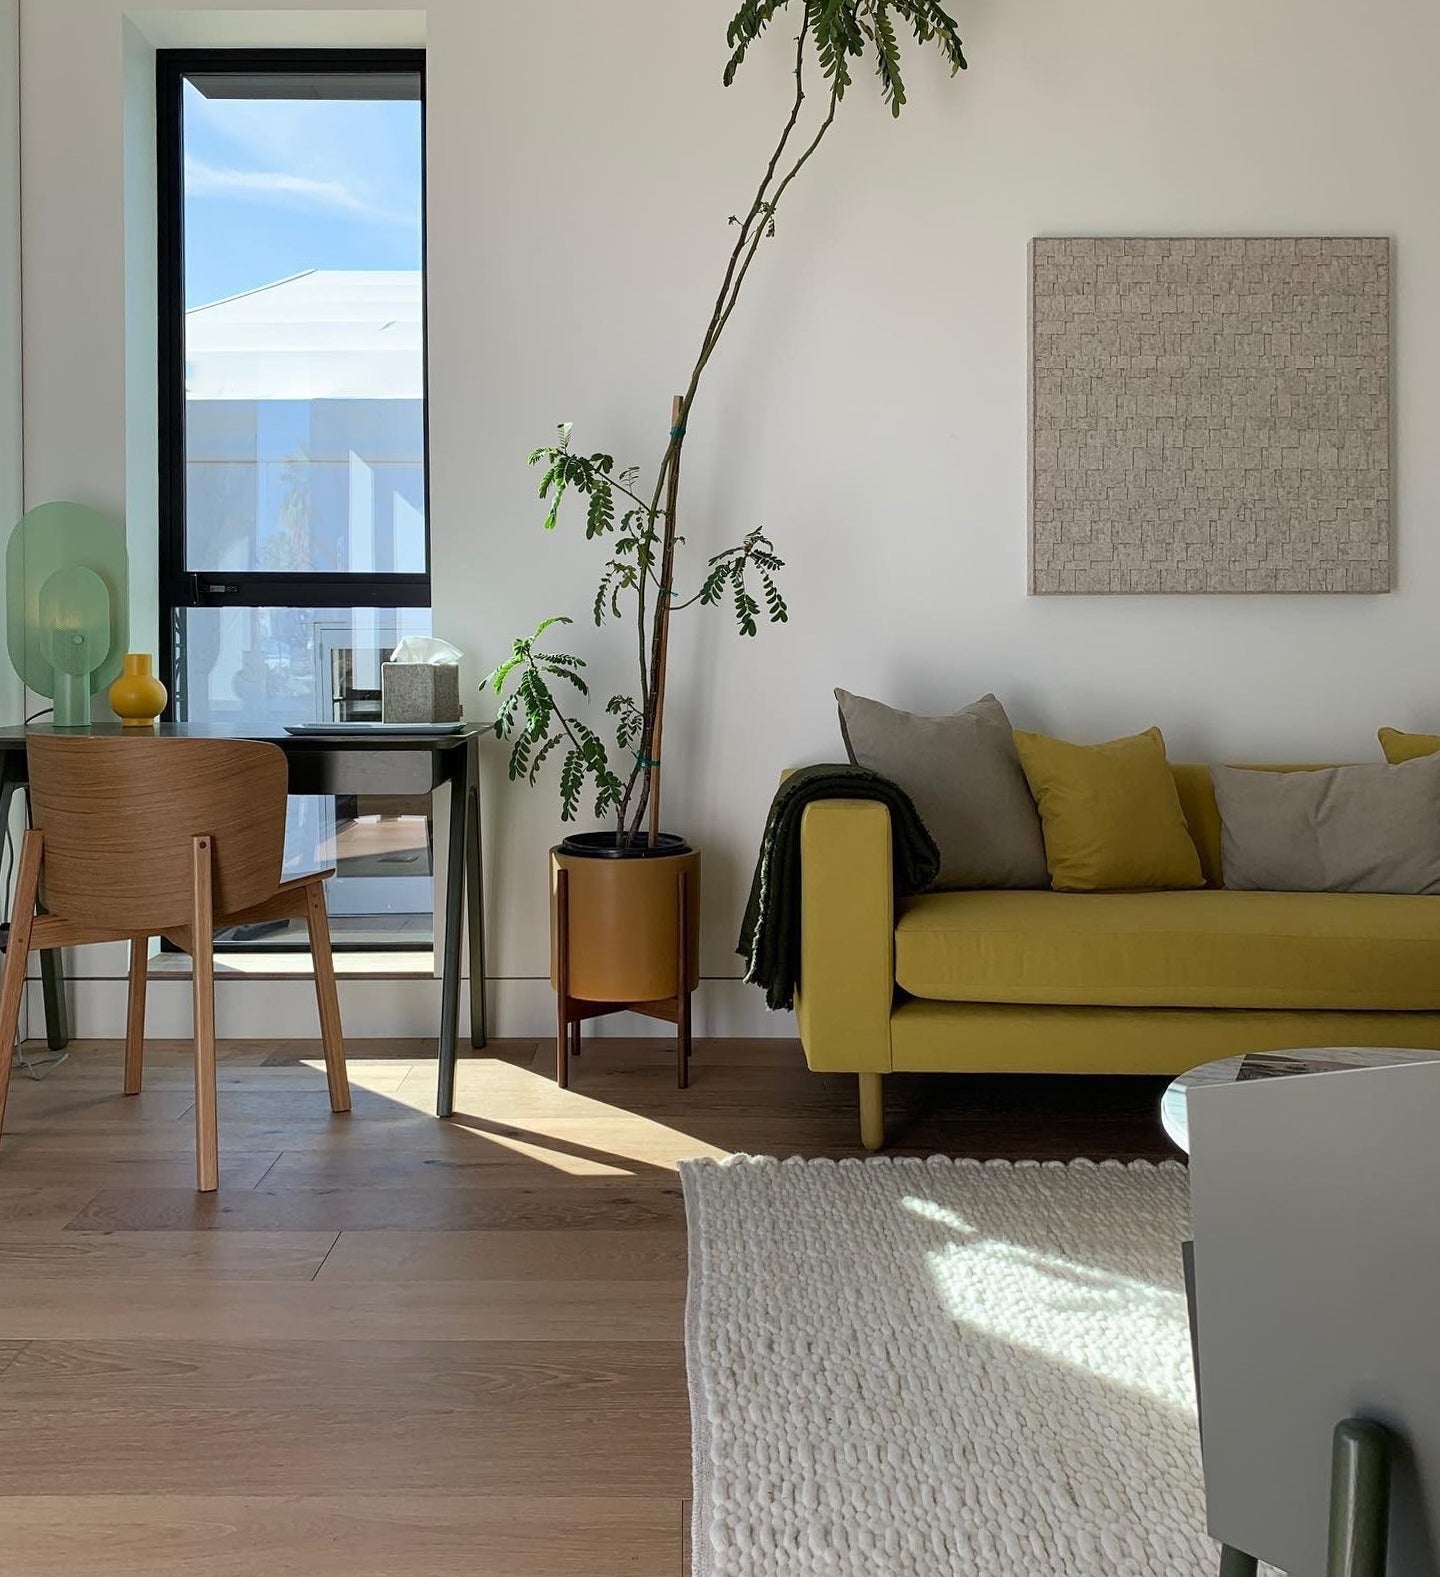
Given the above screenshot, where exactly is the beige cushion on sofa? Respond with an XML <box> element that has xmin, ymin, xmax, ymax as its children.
<box><xmin>892</xmin><ymin>888</ymin><xmax>1440</xmax><ymax>1010</ymax></box>
<box><xmin>835</xmin><ymin>690</ymin><xmax>1047</xmax><ymax>890</ymax></box>
<box><xmin>1213</xmin><ymin>756</ymin><xmax>1440</xmax><ymax>894</ymax></box>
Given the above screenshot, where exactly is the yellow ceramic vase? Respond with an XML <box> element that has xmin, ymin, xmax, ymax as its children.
<box><xmin>107</xmin><ymin>652</ymin><xmax>167</xmax><ymax>729</ymax></box>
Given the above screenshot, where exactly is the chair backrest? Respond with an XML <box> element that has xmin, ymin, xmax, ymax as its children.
<box><xmin>26</xmin><ymin>735</ymin><xmax>289</xmax><ymax>932</ymax></box>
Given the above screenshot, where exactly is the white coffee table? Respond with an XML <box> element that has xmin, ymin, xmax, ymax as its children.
<box><xmin>1161</xmin><ymin>1045</ymin><xmax>1440</xmax><ymax>1154</ymax></box>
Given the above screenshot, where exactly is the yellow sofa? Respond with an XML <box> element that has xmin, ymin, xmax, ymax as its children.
<box><xmin>795</xmin><ymin>763</ymin><xmax>1440</xmax><ymax>1148</ymax></box>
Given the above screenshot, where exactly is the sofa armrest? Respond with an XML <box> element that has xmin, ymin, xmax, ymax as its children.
<box><xmin>794</xmin><ymin>798</ymin><xmax>894</xmax><ymax>1073</ymax></box>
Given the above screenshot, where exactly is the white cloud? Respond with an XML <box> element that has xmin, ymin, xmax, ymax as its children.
<box><xmin>184</xmin><ymin>157</ymin><xmax>410</xmax><ymax>225</ymax></box>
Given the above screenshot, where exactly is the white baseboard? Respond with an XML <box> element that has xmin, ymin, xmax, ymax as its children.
<box><xmin>23</xmin><ymin>972</ymin><xmax>794</xmax><ymax>1042</ymax></box>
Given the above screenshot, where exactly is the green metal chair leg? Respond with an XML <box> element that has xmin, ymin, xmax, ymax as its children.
<box><xmin>1219</xmin><ymin>1545</ymin><xmax>1258</xmax><ymax>1577</ymax></box>
<box><xmin>1328</xmin><ymin>1418</ymin><xmax>1391</xmax><ymax>1577</ymax></box>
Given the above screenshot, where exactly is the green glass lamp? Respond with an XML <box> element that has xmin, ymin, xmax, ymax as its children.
<box><xmin>6</xmin><ymin>502</ymin><xmax>129</xmax><ymax>728</ymax></box>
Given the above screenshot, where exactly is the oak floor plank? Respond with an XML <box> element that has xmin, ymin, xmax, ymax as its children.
<box><xmin>316</xmin><ymin>1227</ymin><xmax>690</xmax><ymax>1283</ymax></box>
<box><xmin>0</xmin><ymin>1231</ymin><xmax>337</xmax><ymax>1280</ymax></box>
<box><xmin>0</xmin><ymin>1087</ymin><xmax>198</xmax><ymax>1127</ymax></box>
<box><xmin>0</xmin><ymin>1336</ymin><xmax>684</xmax><ymax>1397</ymax></box>
<box><xmin>0</xmin><ymin>1495</ymin><xmax>682</xmax><ymax>1577</ymax></box>
<box><xmin>0</xmin><ymin>1152</ymin><xmax>281</xmax><ymax>1192</ymax></box>
<box><xmin>0</xmin><ymin>1339</ymin><xmax>689</xmax><ymax>1496</ymax></box>
<box><xmin>259</xmin><ymin>1123</ymin><xmax>722</xmax><ymax>1185</ymax></box>
<box><xmin>41</xmin><ymin>1063</ymin><xmax>416</xmax><ymax>1093</ymax></box>
<box><xmin>0</xmin><ymin>1276</ymin><xmax>685</xmax><ymax>1342</ymax></box>
<box><xmin>0</xmin><ymin>1182</ymin><xmax>104</xmax><ymax>1229</ymax></box>
<box><xmin>65</xmin><ymin>1179</ymin><xmax>687</xmax><ymax>1233</ymax></box>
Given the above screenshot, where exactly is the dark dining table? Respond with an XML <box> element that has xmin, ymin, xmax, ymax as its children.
<box><xmin>0</xmin><ymin>721</ymin><xmax>486</xmax><ymax>1117</ymax></box>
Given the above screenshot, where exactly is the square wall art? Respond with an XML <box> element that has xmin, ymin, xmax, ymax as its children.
<box><xmin>1028</xmin><ymin>237</ymin><xmax>1390</xmax><ymax>594</ymax></box>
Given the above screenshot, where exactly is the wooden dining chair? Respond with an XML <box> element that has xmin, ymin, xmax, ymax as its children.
<box><xmin>0</xmin><ymin>735</ymin><xmax>350</xmax><ymax>1191</ymax></box>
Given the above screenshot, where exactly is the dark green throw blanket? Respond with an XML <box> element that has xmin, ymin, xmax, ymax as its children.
<box><xmin>738</xmin><ymin>763</ymin><xmax>940</xmax><ymax>1013</ymax></box>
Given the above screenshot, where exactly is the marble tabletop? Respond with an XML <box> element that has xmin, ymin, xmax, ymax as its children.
<box><xmin>1161</xmin><ymin>1045</ymin><xmax>1440</xmax><ymax>1153</ymax></box>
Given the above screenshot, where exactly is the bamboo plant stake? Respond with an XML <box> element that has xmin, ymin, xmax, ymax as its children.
<box><xmin>648</xmin><ymin>394</ymin><xmax>687</xmax><ymax>847</ymax></box>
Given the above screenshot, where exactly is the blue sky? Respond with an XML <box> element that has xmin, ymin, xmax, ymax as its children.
<box><xmin>182</xmin><ymin>82</ymin><xmax>423</xmax><ymax>309</ymax></box>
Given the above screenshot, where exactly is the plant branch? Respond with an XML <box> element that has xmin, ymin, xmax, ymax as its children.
<box><xmin>617</xmin><ymin>28</ymin><xmax>816</xmax><ymax>838</ymax></box>
<box><xmin>696</xmin><ymin>83</ymin><xmax>841</xmax><ymax>386</ymax></box>
<box><xmin>506</xmin><ymin>0</ymin><xmax>970</xmax><ymax>841</ymax></box>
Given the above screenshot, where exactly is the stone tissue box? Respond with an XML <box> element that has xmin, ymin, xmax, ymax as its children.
<box><xmin>381</xmin><ymin>661</ymin><xmax>462</xmax><ymax>723</ymax></box>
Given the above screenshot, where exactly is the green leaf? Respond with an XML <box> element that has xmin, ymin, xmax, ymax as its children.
<box><xmin>698</xmin><ymin>562</ymin><xmax>729</xmax><ymax>606</ymax></box>
<box><xmin>540</xmin><ymin>662</ymin><xmax>590</xmax><ymax>698</ymax></box>
<box><xmin>481</xmin><ymin>653</ymin><xmax>522</xmax><ymax>696</ymax></box>
<box><xmin>723</xmin><ymin>0</ymin><xmax>965</xmax><ymax>109</ymax></box>
<box><xmin>761</xmin><ymin>571</ymin><xmax>789</xmax><ymax>623</ymax></box>
<box><xmin>723</xmin><ymin>0</ymin><xmax>790</xmax><ymax>87</ymax></box>
<box><xmin>527</xmin><ymin>732</ymin><xmax>564</xmax><ymax>785</ymax></box>
<box><xmin>870</xmin><ymin>0</ymin><xmax>906</xmax><ymax>115</ymax></box>
<box><xmin>730</xmin><ymin>567</ymin><xmax>760</xmax><ymax>637</ymax></box>
<box><xmin>585</xmin><ymin>479</ymin><xmax>615</xmax><ymax>538</ymax></box>
<box><xmin>606</xmin><ymin>694</ymin><xmax>644</xmax><ymax>750</ymax></box>
<box><xmin>559</xmin><ymin>750</ymin><xmax>584</xmax><ymax>821</ymax></box>
<box><xmin>518</xmin><ymin>668</ymin><xmax>555</xmax><ymax>736</ymax></box>
<box><xmin>892</xmin><ymin>0</ymin><xmax>966</xmax><ymax>72</ymax></box>
<box><xmin>492</xmin><ymin>689</ymin><xmax>521</xmax><ymax>740</ymax></box>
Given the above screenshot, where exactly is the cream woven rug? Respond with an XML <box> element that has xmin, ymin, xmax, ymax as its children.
<box><xmin>682</xmin><ymin>1156</ymin><xmax>1223</xmax><ymax>1577</ymax></box>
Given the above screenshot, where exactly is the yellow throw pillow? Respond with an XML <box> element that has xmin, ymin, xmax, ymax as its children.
<box><xmin>1012</xmin><ymin>726</ymin><xmax>1204</xmax><ymax>892</ymax></box>
<box><xmin>1379</xmin><ymin>727</ymin><xmax>1440</xmax><ymax>764</ymax></box>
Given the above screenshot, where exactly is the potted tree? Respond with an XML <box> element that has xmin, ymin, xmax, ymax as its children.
<box><xmin>486</xmin><ymin>0</ymin><xmax>969</xmax><ymax>1086</ymax></box>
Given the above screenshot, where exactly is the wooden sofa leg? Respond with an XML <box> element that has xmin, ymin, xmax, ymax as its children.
<box><xmin>858</xmin><ymin>1072</ymin><xmax>884</xmax><ymax>1152</ymax></box>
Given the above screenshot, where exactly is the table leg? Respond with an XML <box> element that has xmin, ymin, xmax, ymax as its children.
<box><xmin>435</xmin><ymin>756</ymin><xmax>468</xmax><ymax>1118</ymax></box>
<box><xmin>1327</xmin><ymin>1418</ymin><xmax>1391</xmax><ymax>1577</ymax></box>
<box><xmin>464</xmin><ymin>733</ymin><xmax>486</xmax><ymax>1049</ymax></box>
<box><xmin>39</xmin><ymin>950</ymin><xmax>69</xmax><ymax>1050</ymax></box>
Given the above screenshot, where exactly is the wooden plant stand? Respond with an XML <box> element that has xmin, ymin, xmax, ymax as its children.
<box><xmin>553</xmin><ymin>865</ymin><xmax>693</xmax><ymax>1091</ymax></box>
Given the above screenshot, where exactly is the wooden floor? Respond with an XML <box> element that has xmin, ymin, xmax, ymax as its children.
<box><xmin>0</xmin><ymin>1035</ymin><xmax>1179</xmax><ymax>1575</ymax></box>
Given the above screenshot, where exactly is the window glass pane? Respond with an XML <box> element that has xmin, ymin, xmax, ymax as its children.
<box><xmin>179</xmin><ymin>605</ymin><xmax>435</xmax><ymax>948</ymax></box>
<box><xmin>178</xmin><ymin>605</ymin><xmax>430</xmax><ymax>727</ymax></box>
<box><xmin>181</xmin><ymin>75</ymin><xmax>425</xmax><ymax>576</ymax></box>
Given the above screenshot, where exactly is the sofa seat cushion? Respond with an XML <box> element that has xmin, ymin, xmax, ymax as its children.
<box><xmin>893</xmin><ymin>889</ymin><xmax>1440</xmax><ymax>1010</ymax></box>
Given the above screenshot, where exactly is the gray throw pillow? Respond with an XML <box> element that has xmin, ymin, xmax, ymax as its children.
<box><xmin>1212</xmin><ymin>757</ymin><xmax>1440</xmax><ymax>894</ymax></box>
<box><xmin>835</xmin><ymin>690</ymin><xmax>1048</xmax><ymax>890</ymax></box>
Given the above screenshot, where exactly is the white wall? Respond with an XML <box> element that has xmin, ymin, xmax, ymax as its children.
<box><xmin>0</xmin><ymin>0</ymin><xmax>21</xmax><ymax>654</ymax></box>
<box><xmin>17</xmin><ymin>0</ymin><xmax>1440</xmax><ymax>1037</ymax></box>
<box><xmin>1</xmin><ymin>0</ymin><xmax>28</xmax><ymax>1039</ymax></box>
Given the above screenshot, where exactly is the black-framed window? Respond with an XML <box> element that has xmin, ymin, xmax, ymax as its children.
<box><xmin>156</xmin><ymin>49</ymin><xmax>434</xmax><ymax>950</ymax></box>
<box><xmin>156</xmin><ymin>47</ymin><xmax>430</xmax><ymax>720</ymax></box>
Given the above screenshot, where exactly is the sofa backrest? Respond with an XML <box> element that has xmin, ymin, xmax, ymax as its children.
<box><xmin>1171</xmin><ymin>763</ymin><xmax>1340</xmax><ymax>888</ymax></box>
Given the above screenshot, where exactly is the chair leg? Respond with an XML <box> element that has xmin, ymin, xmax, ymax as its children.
<box><xmin>304</xmin><ymin>881</ymin><xmax>350</xmax><ymax>1114</ymax></box>
<box><xmin>124</xmin><ymin>937</ymin><xmax>149</xmax><ymax>1095</ymax></box>
<box><xmin>0</xmin><ymin>831</ymin><xmax>43</xmax><ymax>1139</ymax></box>
<box><xmin>858</xmin><ymin>1072</ymin><xmax>885</xmax><ymax>1152</ymax></box>
<box><xmin>191</xmin><ymin>836</ymin><xmax>219</xmax><ymax>1193</ymax></box>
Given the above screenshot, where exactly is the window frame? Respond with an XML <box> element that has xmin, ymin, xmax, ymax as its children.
<box><xmin>155</xmin><ymin>47</ymin><xmax>431</xmax><ymax>718</ymax></box>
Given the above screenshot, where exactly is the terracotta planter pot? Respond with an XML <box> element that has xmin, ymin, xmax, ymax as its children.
<box><xmin>549</xmin><ymin>832</ymin><xmax>701</xmax><ymax>1089</ymax></box>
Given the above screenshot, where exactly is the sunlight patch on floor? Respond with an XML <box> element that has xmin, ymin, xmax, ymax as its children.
<box><xmin>434</xmin><ymin>1060</ymin><xmax>733</xmax><ymax>1172</ymax></box>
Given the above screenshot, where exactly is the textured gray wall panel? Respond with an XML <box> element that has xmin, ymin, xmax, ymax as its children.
<box><xmin>1028</xmin><ymin>237</ymin><xmax>1390</xmax><ymax>594</ymax></box>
